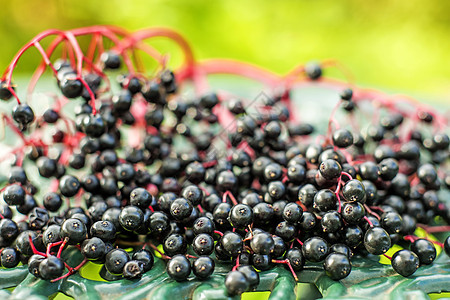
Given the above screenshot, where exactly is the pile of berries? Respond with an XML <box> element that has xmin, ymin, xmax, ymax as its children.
<box><xmin>0</xmin><ymin>26</ymin><xmax>449</xmax><ymax>296</ymax></box>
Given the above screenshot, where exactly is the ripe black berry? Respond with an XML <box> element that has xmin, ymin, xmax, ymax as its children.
<box><xmin>284</xmin><ymin>247</ymin><xmax>304</xmax><ymax>271</ymax></box>
<box><xmin>119</xmin><ymin>206</ymin><xmax>144</xmax><ymax>231</ymax></box>
<box><xmin>1</xmin><ymin>247</ymin><xmax>20</xmax><ymax>268</ymax></box>
<box><xmin>323</xmin><ymin>253</ymin><xmax>351</xmax><ymax>280</ymax></box>
<box><xmin>192</xmin><ymin>233</ymin><xmax>214</xmax><ymax>256</ymax></box>
<box><xmin>101</xmin><ymin>51</ymin><xmax>121</xmax><ymax>69</ymax></box>
<box><xmin>2</xmin><ymin>184</ymin><xmax>25</xmax><ymax>206</ymax></box>
<box><xmin>167</xmin><ymin>254</ymin><xmax>191</xmax><ymax>281</ymax></box>
<box><xmin>105</xmin><ymin>248</ymin><xmax>130</xmax><ymax>275</ymax></box>
<box><xmin>250</xmin><ymin>231</ymin><xmax>274</xmax><ymax>255</ymax></box>
<box><xmin>228</xmin><ymin>204</ymin><xmax>253</xmax><ymax>228</ymax></box>
<box><xmin>302</xmin><ymin>237</ymin><xmax>329</xmax><ymax>262</ymax></box>
<box><xmin>225</xmin><ymin>270</ymin><xmax>249</xmax><ymax>296</ymax></box>
<box><xmin>59</xmin><ymin>175</ymin><xmax>81</xmax><ymax>197</ymax></box>
<box><xmin>221</xmin><ymin>232</ymin><xmax>243</xmax><ymax>257</ymax></box>
<box><xmin>60</xmin><ymin>218</ymin><xmax>87</xmax><ymax>244</ymax></box>
<box><xmin>342</xmin><ymin>179</ymin><xmax>365</xmax><ymax>202</ymax></box>
<box><xmin>410</xmin><ymin>239</ymin><xmax>436</xmax><ymax>265</ymax></box>
<box><xmin>193</xmin><ymin>256</ymin><xmax>215</xmax><ymax>280</ymax></box>
<box><xmin>364</xmin><ymin>227</ymin><xmax>391</xmax><ymax>255</ymax></box>
<box><xmin>39</xmin><ymin>256</ymin><xmax>65</xmax><ymax>281</ymax></box>
<box><xmin>391</xmin><ymin>250</ymin><xmax>420</xmax><ymax>277</ymax></box>
<box><xmin>12</xmin><ymin>104</ymin><xmax>35</xmax><ymax>128</ymax></box>
<box><xmin>170</xmin><ymin>198</ymin><xmax>193</xmax><ymax>221</ymax></box>
<box><xmin>81</xmin><ymin>237</ymin><xmax>106</xmax><ymax>261</ymax></box>
<box><xmin>332</xmin><ymin>129</ymin><xmax>354</xmax><ymax>148</ymax></box>
<box><xmin>132</xmin><ymin>249</ymin><xmax>154</xmax><ymax>272</ymax></box>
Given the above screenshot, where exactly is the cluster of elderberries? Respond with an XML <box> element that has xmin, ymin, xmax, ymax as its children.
<box><xmin>0</xmin><ymin>26</ymin><xmax>449</xmax><ymax>296</ymax></box>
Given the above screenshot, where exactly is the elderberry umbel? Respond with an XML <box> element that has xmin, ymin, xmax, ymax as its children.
<box><xmin>0</xmin><ymin>25</ymin><xmax>448</xmax><ymax>296</ymax></box>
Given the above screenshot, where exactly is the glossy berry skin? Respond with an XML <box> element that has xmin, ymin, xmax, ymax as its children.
<box><xmin>90</xmin><ymin>220</ymin><xmax>116</xmax><ymax>241</ymax></box>
<box><xmin>0</xmin><ymin>81</ymin><xmax>13</xmax><ymax>100</ymax></box>
<box><xmin>193</xmin><ymin>233</ymin><xmax>214</xmax><ymax>256</ymax></box>
<box><xmin>445</xmin><ymin>236</ymin><xmax>450</xmax><ymax>257</ymax></box>
<box><xmin>302</xmin><ymin>237</ymin><xmax>329</xmax><ymax>262</ymax></box>
<box><xmin>1</xmin><ymin>247</ymin><xmax>19</xmax><ymax>268</ymax></box>
<box><xmin>391</xmin><ymin>250</ymin><xmax>420</xmax><ymax>277</ymax></box>
<box><xmin>313</xmin><ymin>189</ymin><xmax>337</xmax><ymax>212</ymax></box>
<box><xmin>216</xmin><ymin>170</ymin><xmax>237</xmax><ymax>191</ymax></box>
<box><xmin>193</xmin><ymin>256</ymin><xmax>215</xmax><ymax>280</ymax></box>
<box><xmin>342</xmin><ymin>225</ymin><xmax>363</xmax><ymax>248</ymax></box>
<box><xmin>321</xmin><ymin>211</ymin><xmax>342</xmax><ymax>233</ymax></box>
<box><xmin>39</xmin><ymin>255</ymin><xmax>65</xmax><ymax>280</ymax></box>
<box><xmin>226</xmin><ymin>271</ymin><xmax>250</xmax><ymax>296</ymax></box>
<box><xmin>381</xmin><ymin>212</ymin><xmax>403</xmax><ymax>234</ymax></box>
<box><xmin>282</xmin><ymin>203</ymin><xmax>303</xmax><ymax>224</ymax></box>
<box><xmin>193</xmin><ymin>217</ymin><xmax>215</xmax><ymax>235</ymax></box>
<box><xmin>181</xmin><ymin>185</ymin><xmax>203</xmax><ymax>206</ymax></box>
<box><xmin>81</xmin><ymin>237</ymin><xmax>106</xmax><ymax>261</ymax></box>
<box><xmin>364</xmin><ymin>227</ymin><xmax>391</xmax><ymax>255</ymax></box>
<box><xmin>163</xmin><ymin>233</ymin><xmax>187</xmax><ymax>256</ymax></box>
<box><xmin>42</xmin><ymin>225</ymin><xmax>61</xmax><ymax>247</ymax></box>
<box><xmin>60</xmin><ymin>218</ymin><xmax>87</xmax><ymax>244</ymax></box>
<box><xmin>148</xmin><ymin>211</ymin><xmax>170</xmax><ymax>235</ymax></box>
<box><xmin>264</xmin><ymin>163</ymin><xmax>283</xmax><ymax>181</ymax></box>
<box><xmin>105</xmin><ymin>249</ymin><xmax>130</xmax><ymax>275</ymax></box>
<box><xmin>119</xmin><ymin>206</ymin><xmax>144</xmax><ymax>231</ymax></box>
<box><xmin>410</xmin><ymin>239</ymin><xmax>436</xmax><ymax>265</ymax></box>
<box><xmin>417</xmin><ymin>164</ymin><xmax>438</xmax><ymax>185</ymax></box>
<box><xmin>341</xmin><ymin>202</ymin><xmax>365</xmax><ymax>224</ymax></box>
<box><xmin>267</xmin><ymin>181</ymin><xmax>285</xmax><ymax>200</ymax></box>
<box><xmin>83</xmin><ymin>115</ymin><xmax>106</xmax><ymax>138</ymax></box>
<box><xmin>342</xmin><ymin>180</ymin><xmax>365</xmax><ymax>202</ymax></box>
<box><xmin>284</xmin><ymin>247</ymin><xmax>304</xmax><ymax>271</ymax></box>
<box><xmin>101</xmin><ymin>51</ymin><xmax>121</xmax><ymax>69</ymax></box>
<box><xmin>332</xmin><ymin>129</ymin><xmax>354</xmax><ymax>148</ymax></box>
<box><xmin>287</xmin><ymin>164</ymin><xmax>306</xmax><ymax>184</ymax></box>
<box><xmin>230</xmin><ymin>267</ymin><xmax>257</xmax><ymax>294</ymax></box>
<box><xmin>132</xmin><ymin>249</ymin><xmax>154</xmax><ymax>272</ymax></box>
<box><xmin>2</xmin><ymin>184</ymin><xmax>25</xmax><ymax>206</ymax></box>
<box><xmin>12</xmin><ymin>104</ymin><xmax>35</xmax><ymax>127</ymax></box>
<box><xmin>123</xmin><ymin>260</ymin><xmax>144</xmax><ymax>279</ymax></box>
<box><xmin>323</xmin><ymin>253</ymin><xmax>351</xmax><ymax>280</ymax></box>
<box><xmin>299</xmin><ymin>212</ymin><xmax>317</xmax><ymax>232</ymax></box>
<box><xmin>15</xmin><ymin>230</ymin><xmax>38</xmax><ymax>256</ymax></box>
<box><xmin>59</xmin><ymin>175</ymin><xmax>81</xmax><ymax>197</ymax></box>
<box><xmin>298</xmin><ymin>184</ymin><xmax>317</xmax><ymax>207</ymax></box>
<box><xmin>130</xmin><ymin>188</ymin><xmax>152</xmax><ymax>210</ymax></box>
<box><xmin>319</xmin><ymin>159</ymin><xmax>342</xmax><ymax>180</ymax></box>
<box><xmin>377</xmin><ymin>158</ymin><xmax>399</xmax><ymax>181</ymax></box>
<box><xmin>60</xmin><ymin>77</ymin><xmax>83</xmax><ymax>98</ymax></box>
<box><xmin>250</xmin><ymin>232</ymin><xmax>274</xmax><ymax>255</ymax></box>
<box><xmin>218</xmin><ymin>232</ymin><xmax>242</xmax><ymax>258</ymax></box>
<box><xmin>43</xmin><ymin>192</ymin><xmax>62</xmax><ymax>212</ymax></box>
<box><xmin>170</xmin><ymin>198</ymin><xmax>193</xmax><ymax>221</ymax></box>
<box><xmin>275</xmin><ymin>221</ymin><xmax>296</xmax><ymax>241</ymax></box>
<box><xmin>0</xmin><ymin>218</ymin><xmax>18</xmax><ymax>240</ymax></box>
<box><xmin>330</xmin><ymin>244</ymin><xmax>353</xmax><ymax>259</ymax></box>
<box><xmin>167</xmin><ymin>254</ymin><xmax>191</xmax><ymax>281</ymax></box>
<box><xmin>359</xmin><ymin>162</ymin><xmax>379</xmax><ymax>182</ymax></box>
<box><xmin>252</xmin><ymin>203</ymin><xmax>274</xmax><ymax>226</ymax></box>
<box><xmin>28</xmin><ymin>254</ymin><xmax>45</xmax><ymax>278</ymax></box>
<box><xmin>228</xmin><ymin>204</ymin><xmax>253</xmax><ymax>228</ymax></box>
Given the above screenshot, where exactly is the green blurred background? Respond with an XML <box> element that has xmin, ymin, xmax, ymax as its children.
<box><xmin>1</xmin><ymin>0</ymin><xmax>450</xmax><ymax>103</ymax></box>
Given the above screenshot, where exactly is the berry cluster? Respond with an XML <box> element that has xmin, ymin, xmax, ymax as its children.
<box><xmin>0</xmin><ymin>26</ymin><xmax>449</xmax><ymax>296</ymax></box>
